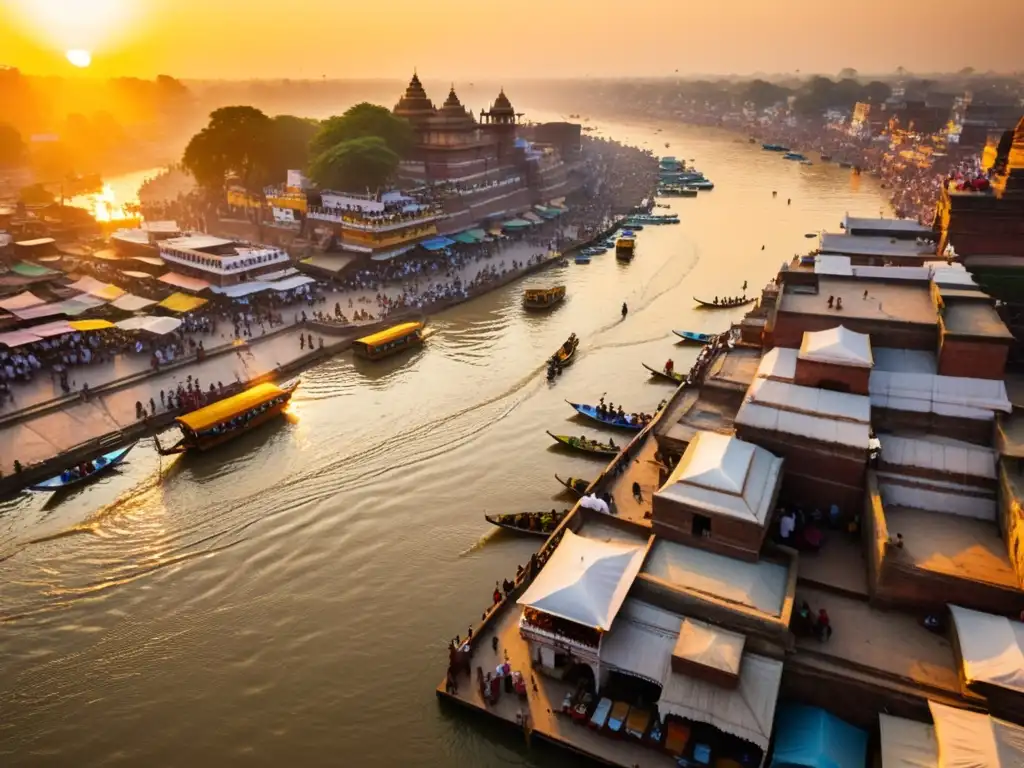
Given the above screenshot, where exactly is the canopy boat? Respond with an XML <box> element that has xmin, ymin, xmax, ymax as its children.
<box><xmin>694</xmin><ymin>296</ymin><xmax>755</xmax><ymax>309</ymax></box>
<box><xmin>615</xmin><ymin>232</ymin><xmax>636</xmax><ymax>261</ymax></box>
<box><xmin>673</xmin><ymin>330</ymin><xmax>718</xmax><ymax>344</ymax></box>
<box><xmin>352</xmin><ymin>321</ymin><xmax>427</xmax><ymax>360</ymax></box>
<box><xmin>29</xmin><ymin>443</ymin><xmax>136</xmax><ymax>492</ymax></box>
<box><xmin>643</xmin><ymin>362</ymin><xmax>685</xmax><ymax>383</ymax></box>
<box><xmin>155</xmin><ymin>379</ymin><xmax>299</xmax><ymax>454</ymax></box>
<box><xmin>566</xmin><ymin>401</ymin><xmax>645</xmax><ymax>431</ymax></box>
<box><xmin>782</xmin><ymin>152</ymin><xmax>807</xmax><ymax>161</ymax></box>
<box><xmin>523</xmin><ymin>285</ymin><xmax>567</xmax><ymax>310</ymax></box>
<box><xmin>484</xmin><ymin>510</ymin><xmax>567</xmax><ymax>537</ymax></box>
<box><xmin>546</xmin><ymin>431</ymin><xmax>619</xmax><ymax>456</ymax></box>
<box><xmin>574</xmin><ymin>254</ymin><xmax>591</xmax><ymax>264</ymax></box>
<box><xmin>555</xmin><ymin>474</ymin><xmax>592</xmax><ymax>497</ymax></box>
<box><xmin>762</xmin><ymin>143</ymin><xmax>790</xmax><ymax>152</ymax></box>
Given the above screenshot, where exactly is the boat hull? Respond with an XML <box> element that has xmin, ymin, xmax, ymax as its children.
<box><xmin>546</xmin><ymin>431</ymin><xmax>618</xmax><ymax>456</ymax></box>
<box><xmin>673</xmin><ymin>330</ymin><xmax>715</xmax><ymax>343</ymax></box>
<box><xmin>643</xmin><ymin>362</ymin><xmax>684</xmax><ymax>383</ymax></box>
<box><xmin>693</xmin><ymin>297</ymin><xmax>755</xmax><ymax>309</ymax></box>
<box><xmin>566</xmin><ymin>401</ymin><xmax>643</xmax><ymax>431</ymax></box>
<box><xmin>29</xmin><ymin>443</ymin><xmax>136</xmax><ymax>491</ymax></box>
<box><xmin>485</xmin><ymin>512</ymin><xmax>565</xmax><ymax>537</ymax></box>
<box><xmin>555</xmin><ymin>474</ymin><xmax>592</xmax><ymax>497</ymax></box>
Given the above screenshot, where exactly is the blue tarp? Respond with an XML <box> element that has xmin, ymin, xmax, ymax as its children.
<box><xmin>419</xmin><ymin>236</ymin><xmax>456</xmax><ymax>252</ymax></box>
<box><xmin>770</xmin><ymin>704</ymin><xmax>868</xmax><ymax>768</ymax></box>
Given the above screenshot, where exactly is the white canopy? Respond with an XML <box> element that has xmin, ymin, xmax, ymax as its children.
<box><xmin>115</xmin><ymin>316</ymin><xmax>183</xmax><ymax>335</ymax></box>
<box><xmin>66</xmin><ymin>275</ymin><xmax>125</xmax><ymax>300</ymax></box>
<box><xmin>110</xmin><ymin>293</ymin><xmax>158</xmax><ymax>312</ymax></box>
<box><xmin>879</xmin><ymin>713</ymin><xmax>937</xmax><ymax>768</ymax></box>
<box><xmin>268</xmin><ymin>274</ymin><xmax>315</xmax><ymax>291</ymax></box>
<box><xmin>0</xmin><ymin>330</ymin><xmax>43</xmax><ymax>347</ymax></box>
<box><xmin>674</xmin><ymin>617</ymin><xmax>745</xmax><ymax>676</ymax></box>
<box><xmin>756</xmin><ymin>346</ymin><xmax>798</xmax><ymax>382</ymax></box>
<box><xmin>0</xmin><ymin>291</ymin><xmax>46</xmax><ymax>311</ymax></box>
<box><xmin>600</xmin><ymin>600</ymin><xmax>680</xmax><ymax>686</ymax></box>
<box><xmin>660</xmin><ymin>652</ymin><xmax>783</xmax><ymax>750</ymax></box>
<box><xmin>869</xmin><ymin>371</ymin><xmax>1012</xmax><ymax>420</ymax></box>
<box><xmin>929</xmin><ymin>701</ymin><xmax>1024</xmax><ymax>768</ymax></box>
<box><xmin>799</xmin><ymin>325</ymin><xmax>874</xmax><ymax>368</ymax></box>
<box><xmin>516</xmin><ymin>528</ymin><xmax>646</xmax><ymax>631</ymax></box>
<box><xmin>948</xmin><ymin>605</ymin><xmax>1024</xmax><ymax>695</ymax></box>
<box><xmin>210</xmin><ymin>282</ymin><xmax>273</xmax><ymax>298</ymax></box>
<box><xmin>27</xmin><ymin>320</ymin><xmax>74</xmax><ymax>338</ymax></box>
<box><xmin>655</xmin><ymin>431</ymin><xmax>782</xmax><ymax>525</ymax></box>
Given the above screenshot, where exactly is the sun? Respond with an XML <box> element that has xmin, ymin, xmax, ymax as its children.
<box><xmin>66</xmin><ymin>49</ymin><xmax>92</xmax><ymax>68</ymax></box>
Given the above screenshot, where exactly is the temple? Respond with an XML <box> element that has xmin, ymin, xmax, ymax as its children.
<box><xmin>393</xmin><ymin>75</ymin><xmax>520</xmax><ymax>186</ymax></box>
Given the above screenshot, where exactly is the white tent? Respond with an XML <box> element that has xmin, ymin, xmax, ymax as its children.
<box><xmin>115</xmin><ymin>316</ymin><xmax>183</xmax><ymax>335</ymax></box>
<box><xmin>799</xmin><ymin>325</ymin><xmax>874</xmax><ymax>368</ymax></box>
<box><xmin>268</xmin><ymin>274</ymin><xmax>315</xmax><ymax>292</ymax></box>
<box><xmin>599</xmin><ymin>600</ymin><xmax>680</xmax><ymax>686</ymax></box>
<box><xmin>948</xmin><ymin>606</ymin><xmax>1024</xmax><ymax>695</ymax></box>
<box><xmin>110</xmin><ymin>293</ymin><xmax>158</xmax><ymax>312</ymax></box>
<box><xmin>66</xmin><ymin>275</ymin><xmax>125</xmax><ymax>300</ymax></box>
<box><xmin>655</xmin><ymin>431</ymin><xmax>783</xmax><ymax>525</ymax></box>
<box><xmin>879</xmin><ymin>713</ymin><xmax>937</xmax><ymax>768</ymax></box>
<box><xmin>929</xmin><ymin>701</ymin><xmax>1024</xmax><ymax>768</ymax></box>
<box><xmin>0</xmin><ymin>291</ymin><xmax>46</xmax><ymax>311</ymax></box>
<box><xmin>516</xmin><ymin>528</ymin><xmax>646</xmax><ymax>631</ymax></box>
<box><xmin>660</xmin><ymin>652</ymin><xmax>783</xmax><ymax>750</ymax></box>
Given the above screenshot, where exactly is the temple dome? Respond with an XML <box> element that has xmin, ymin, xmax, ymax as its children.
<box><xmin>441</xmin><ymin>86</ymin><xmax>469</xmax><ymax>117</ymax></box>
<box><xmin>489</xmin><ymin>88</ymin><xmax>516</xmax><ymax>116</ymax></box>
<box><xmin>393</xmin><ymin>72</ymin><xmax>435</xmax><ymax>119</ymax></box>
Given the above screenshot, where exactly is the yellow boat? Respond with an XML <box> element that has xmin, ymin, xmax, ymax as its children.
<box><xmin>615</xmin><ymin>233</ymin><xmax>636</xmax><ymax>261</ymax></box>
<box><xmin>155</xmin><ymin>379</ymin><xmax>299</xmax><ymax>454</ymax></box>
<box><xmin>523</xmin><ymin>285</ymin><xmax>566</xmax><ymax>310</ymax></box>
<box><xmin>352</xmin><ymin>321</ymin><xmax>426</xmax><ymax>360</ymax></box>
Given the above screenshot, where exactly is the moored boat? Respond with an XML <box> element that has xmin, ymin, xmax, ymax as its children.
<box><xmin>762</xmin><ymin>143</ymin><xmax>790</xmax><ymax>152</ymax></box>
<box><xmin>485</xmin><ymin>509</ymin><xmax>567</xmax><ymax>537</ymax></box>
<box><xmin>29</xmin><ymin>443</ymin><xmax>137</xmax><ymax>492</ymax></box>
<box><xmin>523</xmin><ymin>285</ymin><xmax>566</xmax><ymax>310</ymax></box>
<box><xmin>352</xmin><ymin>321</ymin><xmax>427</xmax><ymax>360</ymax></box>
<box><xmin>782</xmin><ymin>152</ymin><xmax>807</xmax><ymax>161</ymax></box>
<box><xmin>546</xmin><ymin>431</ymin><xmax>619</xmax><ymax>456</ymax></box>
<box><xmin>820</xmin><ymin>153</ymin><xmax>832</xmax><ymax>161</ymax></box>
<box><xmin>643</xmin><ymin>362</ymin><xmax>685</xmax><ymax>383</ymax></box>
<box><xmin>155</xmin><ymin>379</ymin><xmax>299</xmax><ymax>454</ymax></box>
<box><xmin>688</xmin><ymin>180</ymin><xmax>715</xmax><ymax>190</ymax></box>
<box><xmin>672</xmin><ymin>330</ymin><xmax>718</xmax><ymax>344</ymax></box>
<box><xmin>555</xmin><ymin>473</ymin><xmax>592</xmax><ymax>497</ymax></box>
<box><xmin>574</xmin><ymin>254</ymin><xmax>591</xmax><ymax>264</ymax></box>
<box><xmin>566</xmin><ymin>401</ymin><xmax>646</xmax><ymax>431</ymax></box>
<box><xmin>694</xmin><ymin>296</ymin><xmax>755</xmax><ymax>309</ymax></box>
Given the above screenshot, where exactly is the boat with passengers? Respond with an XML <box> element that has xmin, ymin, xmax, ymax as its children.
<box><xmin>694</xmin><ymin>295</ymin><xmax>755</xmax><ymax>309</ymax></box>
<box><xmin>353</xmin><ymin>321</ymin><xmax>429</xmax><ymax>360</ymax></box>
<box><xmin>615</xmin><ymin>231</ymin><xmax>636</xmax><ymax>261</ymax></box>
<box><xmin>566</xmin><ymin>400</ymin><xmax>658</xmax><ymax>431</ymax></box>
<box><xmin>523</xmin><ymin>285</ymin><xmax>566</xmax><ymax>310</ymax></box>
<box><xmin>673</xmin><ymin>330</ymin><xmax>719</xmax><ymax>344</ymax></box>
<box><xmin>30</xmin><ymin>443</ymin><xmax>137</xmax><ymax>492</ymax></box>
<box><xmin>643</xmin><ymin>362</ymin><xmax>685</xmax><ymax>383</ymax></box>
<box><xmin>546</xmin><ymin>431</ymin><xmax>619</xmax><ymax>456</ymax></box>
<box><xmin>155</xmin><ymin>379</ymin><xmax>299</xmax><ymax>454</ymax></box>
<box><xmin>554</xmin><ymin>474</ymin><xmax>592</xmax><ymax>497</ymax></box>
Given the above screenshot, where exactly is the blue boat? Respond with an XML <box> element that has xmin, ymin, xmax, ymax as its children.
<box><xmin>762</xmin><ymin>143</ymin><xmax>790</xmax><ymax>152</ymax></box>
<box><xmin>688</xmin><ymin>180</ymin><xmax>715</xmax><ymax>190</ymax></box>
<box><xmin>673</xmin><ymin>330</ymin><xmax>718</xmax><ymax>344</ymax></box>
<box><xmin>30</xmin><ymin>443</ymin><xmax>136</xmax><ymax>492</ymax></box>
<box><xmin>574</xmin><ymin>254</ymin><xmax>591</xmax><ymax>264</ymax></box>
<box><xmin>783</xmin><ymin>152</ymin><xmax>807</xmax><ymax>161</ymax></box>
<box><xmin>566</xmin><ymin>401</ymin><xmax>644</xmax><ymax>431</ymax></box>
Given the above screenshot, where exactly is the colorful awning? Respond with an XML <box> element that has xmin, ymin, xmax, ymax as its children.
<box><xmin>450</xmin><ymin>231</ymin><xmax>478</xmax><ymax>245</ymax></box>
<box><xmin>0</xmin><ymin>291</ymin><xmax>46</xmax><ymax>312</ymax></box>
<box><xmin>159</xmin><ymin>272</ymin><xmax>212</xmax><ymax>293</ymax></box>
<box><xmin>110</xmin><ymin>294</ymin><xmax>158</xmax><ymax>312</ymax></box>
<box><xmin>419</xmin><ymin>236</ymin><xmax>456</xmax><ymax>252</ymax></box>
<box><xmin>12</xmin><ymin>261</ymin><xmax>57</xmax><ymax>277</ymax></box>
<box><xmin>467</xmin><ymin>228</ymin><xmax>488</xmax><ymax>241</ymax></box>
<box><xmin>69</xmin><ymin>319</ymin><xmax>115</xmax><ymax>332</ymax></box>
<box><xmin>502</xmin><ymin>219</ymin><xmax>532</xmax><ymax>229</ymax></box>
<box><xmin>158</xmin><ymin>292</ymin><xmax>208</xmax><ymax>313</ymax></box>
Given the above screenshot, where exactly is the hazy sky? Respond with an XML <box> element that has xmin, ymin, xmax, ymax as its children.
<box><xmin>3</xmin><ymin>0</ymin><xmax>1022</xmax><ymax>80</ymax></box>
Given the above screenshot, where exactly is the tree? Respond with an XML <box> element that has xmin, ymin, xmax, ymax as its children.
<box><xmin>958</xmin><ymin>67</ymin><xmax>975</xmax><ymax>77</ymax></box>
<box><xmin>182</xmin><ymin>106</ymin><xmax>273</xmax><ymax>193</ymax></box>
<box><xmin>18</xmin><ymin>183</ymin><xmax>54</xmax><ymax>205</ymax></box>
<box><xmin>310</xmin><ymin>103</ymin><xmax>414</xmax><ymax>159</ymax></box>
<box><xmin>265</xmin><ymin>114</ymin><xmax>320</xmax><ymax>183</ymax></box>
<box><xmin>838</xmin><ymin>68</ymin><xmax>859</xmax><ymax>80</ymax></box>
<box><xmin>862</xmin><ymin>81</ymin><xmax>892</xmax><ymax>103</ymax></box>
<box><xmin>0</xmin><ymin>123</ymin><xmax>26</xmax><ymax>168</ymax></box>
<box><xmin>742</xmin><ymin>79</ymin><xmax>790</xmax><ymax>109</ymax></box>
<box><xmin>308</xmin><ymin>136</ymin><xmax>399</xmax><ymax>193</ymax></box>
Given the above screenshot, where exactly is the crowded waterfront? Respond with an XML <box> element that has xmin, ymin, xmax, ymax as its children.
<box><xmin>0</xmin><ymin>113</ymin><xmax>904</xmax><ymax>766</ymax></box>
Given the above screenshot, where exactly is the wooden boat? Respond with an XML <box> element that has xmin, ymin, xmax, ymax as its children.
<box><xmin>643</xmin><ymin>362</ymin><xmax>685</xmax><ymax>383</ymax></box>
<box><xmin>552</xmin><ymin>336</ymin><xmax>579</xmax><ymax>366</ymax></box>
<box><xmin>615</xmin><ymin>232</ymin><xmax>636</xmax><ymax>262</ymax></box>
<box><xmin>155</xmin><ymin>379</ymin><xmax>299</xmax><ymax>455</ymax></box>
<box><xmin>762</xmin><ymin>143</ymin><xmax>790</xmax><ymax>152</ymax></box>
<box><xmin>782</xmin><ymin>152</ymin><xmax>806</xmax><ymax>161</ymax></box>
<box><xmin>693</xmin><ymin>296</ymin><xmax>755</xmax><ymax>309</ymax></box>
<box><xmin>566</xmin><ymin>401</ymin><xmax>644</xmax><ymax>431</ymax></box>
<box><xmin>574</xmin><ymin>254</ymin><xmax>591</xmax><ymax>265</ymax></box>
<box><xmin>555</xmin><ymin>474</ymin><xmax>592</xmax><ymax>497</ymax></box>
<box><xmin>673</xmin><ymin>330</ymin><xmax>717</xmax><ymax>344</ymax></box>
<box><xmin>29</xmin><ymin>443</ymin><xmax>136</xmax><ymax>491</ymax></box>
<box><xmin>688</xmin><ymin>180</ymin><xmax>715</xmax><ymax>190</ymax></box>
<box><xmin>352</xmin><ymin>321</ymin><xmax>426</xmax><ymax>360</ymax></box>
<box><xmin>820</xmin><ymin>153</ymin><xmax>833</xmax><ymax>161</ymax></box>
<box><xmin>546</xmin><ymin>431</ymin><xmax>619</xmax><ymax>456</ymax></box>
<box><xmin>838</xmin><ymin>161</ymin><xmax>853</xmax><ymax>168</ymax></box>
<box><xmin>485</xmin><ymin>510</ymin><xmax>567</xmax><ymax>537</ymax></box>
<box><xmin>523</xmin><ymin>285</ymin><xmax>566</xmax><ymax>310</ymax></box>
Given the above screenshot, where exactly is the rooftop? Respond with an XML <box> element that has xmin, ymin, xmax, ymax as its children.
<box><xmin>942</xmin><ymin>302</ymin><xmax>1014</xmax><ymax>341</ymax></box>
<box><xmin>656</xmin><ymin>431</ymin><xmax>783</xmax><ymax>525</ymax></box>
<box><xmin>948</xmin><ymin>605</ymin><xmax>1024</xmax><ymax>696</ymax></box>
<box><xmin>883</xmin><ymin>507</ymin><xmax>1016</xmax><ymax>588</ymax></box>
<box><xmin>842</xmin><ymin>215</ymin><xmax>934</xmax><ymax>236</ymax></box>
<box><xmin>799</xmin><ymin>325</ymin><xmax>874</xmax><ymax>368</ymax></box>
<box><xmin>643</xmin><ymin>538</ymin><xmax>789</xmax><ymax>618</ymax></box>
<box><xmin>779</xmin><ymin>276</ymin><xmax>938</xmax><ymax>327</ymax></box>
<box><xmin>820</xmin><ymin>233</ymin><xmax>935</xmax><ymax>260</ymax></box>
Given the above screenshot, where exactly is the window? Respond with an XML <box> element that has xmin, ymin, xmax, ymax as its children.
<box><xmin>692</xmin><ymin>514</ymin><xmax>712</xmax><ymax>538</ymax></box>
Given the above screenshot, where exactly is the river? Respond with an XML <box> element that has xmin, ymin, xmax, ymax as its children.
<box><xmin>0</xmin><ymin>116</ymin><xmax>885</xmax><ymax>766</ymax></box>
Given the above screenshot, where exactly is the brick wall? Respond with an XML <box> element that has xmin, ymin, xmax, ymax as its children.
<box><xmin>794</xmin><ymin>358</ymin><xmax>870</xmax><ymax>395</ymax></box>
<box><xmin>773</xmin><ymin>312</ymin><xmax>936</xmax><ymax>351</ymax></box>
<box><xmin>938</xmin><ymin>336</ymin><xmax>1009</xmax><ymax>380</ymax></box>
<box><xmin>650</xmin><ymin>501</ymin><xmax>765</xmax><ymax>563</ymax></box>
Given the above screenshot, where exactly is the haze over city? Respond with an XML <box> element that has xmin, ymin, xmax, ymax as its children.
<box><xmin>3</xmin><ymin>0</ymin><xmax>1022</xmax><ymax>79</ymax></box>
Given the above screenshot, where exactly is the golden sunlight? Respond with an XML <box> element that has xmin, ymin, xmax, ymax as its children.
<box><xmin>66</xmin><ymin>49</ymin><xmax>92</xmax><ymax>68</ymax></box>
<box><xmin>9</xmin><ymin>0</ymin><xmax>137</xmax><ymax>52</ymax></box>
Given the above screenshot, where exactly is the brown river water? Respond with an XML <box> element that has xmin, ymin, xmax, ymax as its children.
<box><xmin>0</xmin><ymin>117</ymin><xmax>885</xmax><ymax>767</ymax></box>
